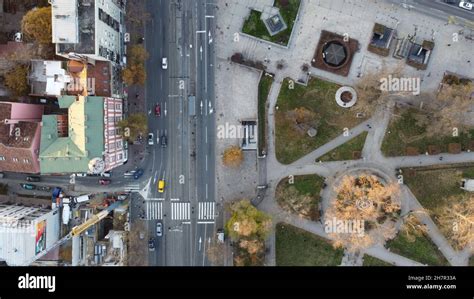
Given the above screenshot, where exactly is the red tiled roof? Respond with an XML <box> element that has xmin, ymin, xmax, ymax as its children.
<box><xmin>87</xmin><ymin>61</ymin><xmax>112</xmax><ymax>97</ymax></box>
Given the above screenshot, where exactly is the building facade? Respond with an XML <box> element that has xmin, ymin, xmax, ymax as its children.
<box><xmin>0</xmin><ymin>204</ymin><xmax>60</xmax><ymax>266</ymax></box>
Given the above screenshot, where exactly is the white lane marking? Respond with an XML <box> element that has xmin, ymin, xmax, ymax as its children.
<box><xmin>206</xmin><ymin>155</ymin><xmax>208</xmax><ymax>171</ymax></box>
<box><xmin>205</xmin><ymin>126</ymin><xmax>208</xmax><ymax>144</ymax></box>
<box><xmin>205</xmin><ymin>184</ymin><xmax>208</xmax><ymax>200</ymax></box>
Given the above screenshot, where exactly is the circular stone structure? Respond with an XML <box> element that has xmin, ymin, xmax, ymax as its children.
<box><xmin>335</xmin><ymin>86</ymin><xmax>357</xmax><ymax>108</ymax></box>
<box><xmin>322</xmin><ymin>41</ymin><xmax>348</xmax><ymax>67</ymax></box>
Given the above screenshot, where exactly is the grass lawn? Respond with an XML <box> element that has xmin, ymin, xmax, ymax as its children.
<box><xmin>402</xmin><ymin>165</ymin><xmax>474</xmax><ymax>249</ymax></box>
<box><xmin>258</xmin><ymin>73</ymin><xmax>274</xmax><ymax>156</ymax></box>
<box><xmin>386</xmin><ymin>229</ymin><xmax>449</xmax><ymax>266</ymax></box>
<box><xmin>363</xmin><ymin>255</ymin><xmax>393</xmax><ymax>266</ymax></box>
<box><xmin>275</xmin><ymin>78</ymin><xmax>365</xmax><ymax>164</ymax></box>
<box><xmin>275</xmin><ymin>174</ymin><xmax>325</xmax><ymax>221</ymax></box>
<box><xmin>318</xmin><ymin>132</ymin><xmax>368</xmax><ymax>162</ymax></box>
<box><xmin>276</xmin><ymin>223</ymin><xmax>343</xmax><ymax>266</ymax></box>
<box><xmin>241</xmin><ymin>0</ymin><xmax>301</xmax><ymax>46</ymax></box>
<box><xmin>382</xmin><ymin>107</ymin><xmax>474</xmax><ymax>157</ymax></box>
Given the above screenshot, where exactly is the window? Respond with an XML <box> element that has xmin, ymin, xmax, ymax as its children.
<box><xmin>12</xmin><ymin>157</ymin><xmax>19</xmax><ymax>162</ymax></box>
<box><xmin>116</xmin><ymin>140</ymin><xmax>122</xmax><ymax>149</ymax></box>
<box><xmin>109</xmin><ymin>129</ymin><xmax>115</xmax><ymax>136</ymax></box>
<box><xmin>0</xmin><ymin>156</ymin><xmax>5</xmax><ymax>161</ymax></box>
<box><xmin>115</xmin><ymin>103</ymin><xmax>122</xmax><ymax>110</ymax></box>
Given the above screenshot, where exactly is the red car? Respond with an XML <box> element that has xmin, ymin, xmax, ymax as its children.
<box><xmin>99</xmin><ymin>179</ymin><xmax>111</xmax><ymax>185</ymax></box>
<box><xmin>155</xmin><ymin>104</ymin><xmax>161</xmax><ymax>116</ymax></box>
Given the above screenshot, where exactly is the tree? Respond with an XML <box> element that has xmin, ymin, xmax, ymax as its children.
<box><xmin>436</xmin><ymin>194</ymin><xmax>474</xmax><ymax>250</ymax></box>
<box><xmin>122</xmin><ymin>45</ymin><xmax>149</xmax><ymax>86</ymax></box>
<box><xmin>400</xmin><ymin>210</ymin><xmax>429</xmax><ymax>243</ymax></box>
<box><xmin>226</xmin><ymin>199</ymin><xmax>271</xmax><ymax>240</ymax></box>
<box><xmin>117</xmin><ymin>113</ymin><xmax>148</xmax><ymax>142</ymax></box>
<box><xmin>126</xmin><ymin>1</ymin><xmax>151</xmax><ymax>26</ymax></box>
<box><xmin>222</xmin><ymin>146</ymin><xmax>244</xmax><ymax>168</ymax></box>
<box><xmin>4</xmin><ymin>64</ymin><xmax>29</xmax><ymax>96</ymax></box>
<box><xmin>21</xmin><ymin>6</ymin><xmax>52</xmax><ymax>44</ymax></box>
<box><xmin>354</xmin><ymin>63</ymin><xmax>405</xmax><ymax>116</ymax></box>
<box><xmin>325</xmin><ymin>174</ymin><xmax>401</xmax><ymax>252</ymax></box>
<box><xmin>426</xmin><ymin>82</ymin><xmax>474</xmax><ymax>136</ymax></box>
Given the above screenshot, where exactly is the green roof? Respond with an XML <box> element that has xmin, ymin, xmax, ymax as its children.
<box><xmin>39</xmin><ymin>96</ymin><xmax>104</xmax><ymax>174</ymax></box>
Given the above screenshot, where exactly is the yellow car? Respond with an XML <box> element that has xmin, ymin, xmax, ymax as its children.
<box><xmin>158</xmin><ymin>180</ymin><xmax>165</xmax><ymax>193</ymax></box>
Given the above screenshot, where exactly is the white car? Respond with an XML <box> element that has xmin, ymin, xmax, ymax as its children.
<box><xmin>459</xmin><ymin>1</ymin><xmax>473</xmax><ymax>10</ymax></box>
<box><xmin>75</xmin><ymin>173</ymin><xmax>87</xmax><ymax>177</ymax></box>
<box><xmin>148</xmin><ymin>133</ymin><xmax>154</xmax><ymax>145</ymax></box>
<box><xmin>162</xmin><ymin>57</ymin><xmax>168</xmax><ymax>69</ymax></box>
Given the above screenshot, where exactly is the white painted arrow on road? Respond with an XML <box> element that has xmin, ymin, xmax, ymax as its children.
<box><xmin>199</xmin><ymin>237</ymin><xmax>202</xmax><ymax>251</ymax></box>
<box><xmin>200</xmin><ymin>46</ymin><xmax>203</xmax><ymax>60</ymax></box>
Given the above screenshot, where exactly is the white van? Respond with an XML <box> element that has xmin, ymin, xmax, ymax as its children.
<box><xmin>74</xmin><ymin>195</ymin><xmax>90</xmax><ymax>204</ymax></box>
<box><xmin>62</xmin><ymin>204</ymin><xmax>71</xmax><ymax>225</ymax></box>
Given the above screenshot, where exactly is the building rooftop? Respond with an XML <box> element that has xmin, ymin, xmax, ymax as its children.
<box><xmin>29</xmin><ymin>60</ymin><xmax>71</xmax><ymax>96</ymax></box>
<box><xmin>39</xmin><ymin>95</ymin><xmax>104</xmax><ymax>174</ymax></box>
<box><xmin>53</xmin><ymin>0</ymin><xmax>96</xmax><ymax>55</ymax></box>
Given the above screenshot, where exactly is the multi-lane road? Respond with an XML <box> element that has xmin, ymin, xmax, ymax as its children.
<box><xmin>142</xmin><ymin>0</ymin><xmax>216</xmax><ymax>266</ymax></box>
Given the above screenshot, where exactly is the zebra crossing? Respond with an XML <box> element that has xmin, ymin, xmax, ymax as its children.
<box><xmin>198</xmin><ymin>202</ymin><xmax>215</xmax><ymax>223</ymax></box>
<box><xmin>171</xmin><ymin>202</ymin><xmax>190</xmax><ymax>220</ymax></box>
<box><xmin>146</xmin><ymin>201</ymin><xmax>163</xmax><ymax>220</ymax></box>
<box><xmin>124</xmin><ymin>184</ymin><xmax>140</xmax><ymax>192</ymax></box>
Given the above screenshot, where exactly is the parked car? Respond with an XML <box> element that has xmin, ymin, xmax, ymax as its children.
<box><xmin>158</xmin><ymin>180</ymin><xmax>165</xmax><ymax>193</ymax></box>
<box><xmin>133</xmin><ymin>169</ymin><xmax>144</xmax><ymax>180</ymax></box>
<box><xmin>26</xmin><ymin>176</ymin><xmax>40</xmax><ymax>182</ymax></box>
<box><xmin>99</xmin><ymin>179</ymin><xmax>111</xmax><ymax>185</ymax></box>
<box><xmin>148</xmin><ymin>133</ymin><xmax>154</xmax><ymax>146</ymax></box>
<box><xmin>38</xmin><ymin>186</ymin><xmax>52</xmax><ymax>192</ymax></box>
<box><xmin>100</xmin><ymin>172</ymin><xmax>111</xmax><ymax>178</ymax></box>
<box><xmin>20</xmin><ymin>183</ymin><xmax>36</xmax><ymax>190</ymax></box>
<box><xmin>124</xmin><ymin>170</ymin><xmax>136</xmax><ymax>177</ymax></box>
<box><xmin>217</xmin><ymin>229</ymin><xmax>225</xmax><ymax>243</ymax></box>
<box><xmin>162</xmin><ymin>57</ymin><xmax>168</xmax><ymax>69</ymax></box>
<box><xmin>160</xmin><ymin>134</ymin><xmax>167</xmax><ymax>148</ymax></box>
<box><xmin>155</xmin><ymin>104</ymin><xmax>161</xmax><ymax>116</ymax></box>
<box><xmin>459</xmin><ymin>1</ymin><xmax>473</xmax><ymax>10</ymax></box>
<box><xmin>156</xmin><ymin>222</ymin><xmax>163</xmax><ymax>237</ymax></box>
<box><xmin>148</xmin><ymin>238</ymin><xmax>156</xmax><ymax>251</ymax></box>
<box><xmin>139</xmin><ymin>232</ymin><xmax>145</xmax><ymax>240</ymax></box>
<box><xmin>75</xmin><ymin>173</ymin><xmax>88</xmax><ymax>177</ymax></box>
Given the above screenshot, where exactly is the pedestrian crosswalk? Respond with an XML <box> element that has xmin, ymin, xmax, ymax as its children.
<box><xmin>146</xmin><ymin>201</ymin><xmax>163</xmax><ymax>220</ymax></box>
<box><xmin>171</xmin><ymin>202</ymin><xmax>190</xmax><ymax>220</ymax></box>
<box><xmin>124</xmin><ymin>184</ymin><xmax>140</xmax><ymax>192</ymax></box>
<box><xmin>198</xmin><ymin>202</ymin><xmax>215</xmax><ymax>222</ymax></box>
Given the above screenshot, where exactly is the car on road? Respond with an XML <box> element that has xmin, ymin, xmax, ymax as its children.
<box><xmin>20</xmin><ymin>183</ymin><xmax>36</xmax><ymax>190</ymax></box>
<box><xmin>99</xmin><ymin>179</ymin><xmax>111</xmax><ymax>185</ymax></box>
<box><xmin>75</xmin><ymin>173</ymin><xmax>88</xmax><ymax>177</ymax></box>
<box><xmin>148</xmin><ymin>238</ymin><xmax>156</xmax><ymax>251</ymax></box>
<box><xmin>26</xmin><ymin>176</ymin><xmax>40</xmax><ymax>182</ymax></box>
<box><xmin>217</xmin><ymin>229</ymin><xmax>225</xmax><ymax>243</ymax></box>
<box><xmin>133</xmin><ymin>169</ymin><xmax>144</xmax><ymax>180</ymax></box>
<box><xmin>148</xmin><ymin>133</ymin><xmax>154</xmax><ymax>146</ymax></box>
<box><xmin>459</xmin><ymin>1</ymin><xmax>473</xmax><ymax>10</ymax></box>
<box><xmin>100</xmin><ymin>172</ymin><xmax>111</xmax><ymax>178</ymax></box>
<box><xmin>162</xmin><ymin>57</ymin><xmax>168</xmax><ymax>69</ymax></box>
<box><xmin>158</xmin><ymin>180</ymin><xmax>165</xmax><ymax>193</ymax></box>
<box><xmin>156</xmin><ymin>222</ymin><xmax>163</xmax><ymax>237</ymax></box>
<box><xmin>37</xmin><ymin>186</ymin><xmax>52</xmax><ymax>192</ymax></box>
<box><xmin>155</xmin><ymin>104</ymin><xmax>161</xmax><ymax>116</ymax></box>
<box><xmin>160</xmin><ymin>134</ymin><xmax>167</xmax><ymax>148</ymax></box>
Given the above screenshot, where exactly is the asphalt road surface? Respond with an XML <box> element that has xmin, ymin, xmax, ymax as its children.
<box><xmin>386</xmin><ymin>0</ymin><xmax>474</xmax><ymax>22</ymax></box>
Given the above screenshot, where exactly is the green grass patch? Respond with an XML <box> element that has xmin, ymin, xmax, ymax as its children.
<box><xmin>258</xmin><ymin>73</ymin><xmax>274</xmax><ymax>156</ymax></box>
<box><xmin>275</xmin><ymin>174</ymin><xmax>325</xmax><ymax>221</ymax></box>
<box><xmin>402</xmin><ymin>165</ymin><xmax>474</xmax><ymax>249</ymax></box>
<box><xmin>386</xmin><ymin>229</ymin><xmax>449</xmax><ymax>266</ymax></box>
<box><xmin>363</xmin><ymin>255</ymin><xmax>393</xmax><ymax>266</ymax></box>
<box><xmin>276</xmin><ymin>223</ymin><xmax>343</xmax><ymax>266</ymax></box>
<box><xmin>382</xmin><ymin>108</ymin><xmax>474</xmax><ymax>157</ymax></box>
<box><xmin>318</xmin><ymin>132</ymin><xmax>368</xmax><ymax>162</ymax></box>
<box><xmin>241</xmin><ymin>0</ymin><xmax>301</xmax><ymax>46</ymax></box>
<box><xmin>469</xmin><ymin>256</ymin><xmax>474</xmax><ymax>266</ymax></box>
<box><xmin>275</xmin><ymin>78</ymin><xmax>365</xmax><ymax>164</ymax></box>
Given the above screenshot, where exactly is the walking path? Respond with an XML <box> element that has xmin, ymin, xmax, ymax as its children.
<box><xmin>260</xmin><ymin>77</ymin><xmax>473</xmax><ymax>266</ymax></box>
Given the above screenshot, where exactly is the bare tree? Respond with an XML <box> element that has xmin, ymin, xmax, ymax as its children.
<box><xmin>436</xmin><ymin>194</ymin><xmax>474</xmax><ymax>251</ymax></box>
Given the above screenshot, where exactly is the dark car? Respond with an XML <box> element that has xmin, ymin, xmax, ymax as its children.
<box><xmin>20</xmin><ymin>183</ymin><xmax>36</xmax><ymax>190</ymax></box>
<box><xmin>38</xmin><ymin>186</ymin><xmax>52</xmax><ymax>192</ymax></box>
<box><xmin>148</xmin><ymin>238</ymin><xmax>156</xmax><ymax>251</ymax></box>
<box><xmin>26</xmin><ymin>176</ymin><xmax>40</xmax><ymax>182</ymax></box>
<box><xmin>133</xmin><ymin>169</ymin><xmax>144</xmax><ymax>180</ymax></box>
<box><xmin>160</xmin><ymin>135</ymin><xmax>167</xmax><ymax>148</ymax></box>
<box><xmin>99</xmin><ymin>179</ymin><xmax>111</xmax><ymax>185</ymax></box>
